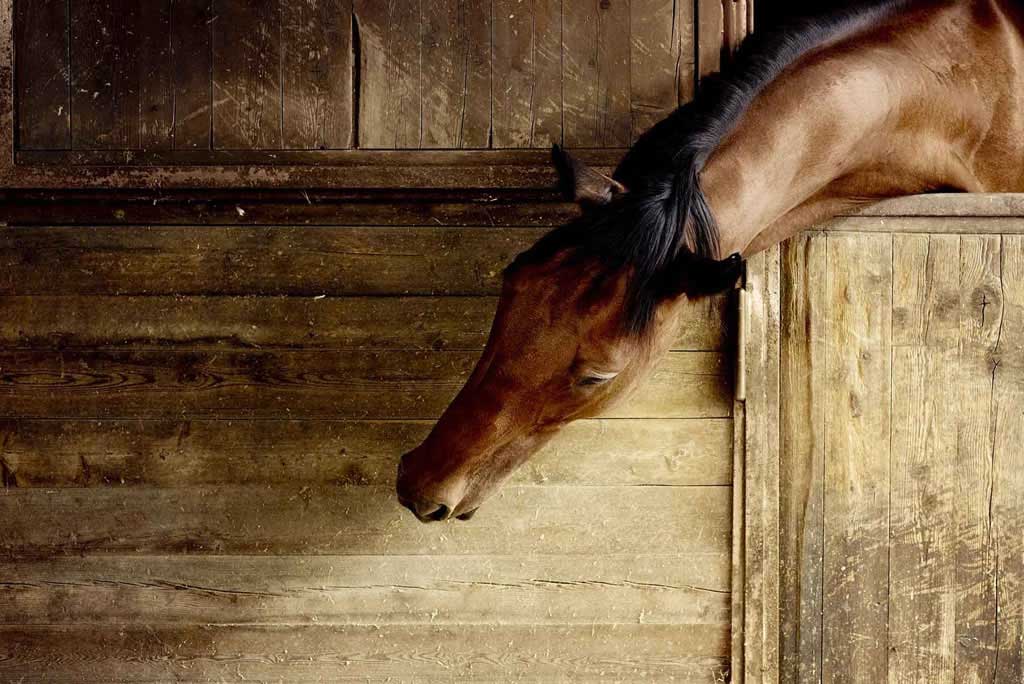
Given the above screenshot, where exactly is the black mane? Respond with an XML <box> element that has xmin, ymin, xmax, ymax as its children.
<box><xmin>516</xmin><ymin>0</ymin><xmax>910</xmax><ymax>334</ymax></box>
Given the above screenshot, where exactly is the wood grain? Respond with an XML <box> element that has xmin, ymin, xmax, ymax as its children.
<box><xmin>14</xmin><ymin>0</ymin><xmax>70</xmax><ymax>149</ymax></box>
<box><xmin>170</xmin><ymin>0</ymin><xmax>213</xmax><ymax>150</ymax></box>
<box><xmin>491</xmin><ymin>0</ymin><xmax>562</xmax><ymax>148</ymax></box>
<box><xmin>0</xmin><ymin>417</ymin><xmax>732</xmax><ymax>488</ymax></box>
<box><xmin>212</xmin><ymin>0</ymin><xmax>282</xmax><ymax>149</ymax></box>
<box><xmin>137</xmin><ymin>0</ymin><xmax>174</xmax><ymax>150</ymax></box>
<box><xmin>821</xmin><ymin>233</ymin><xmax>892</xmax><ymax>684</ymax></box>
<box><xmin>629</xmin><ymin>0</ymin><xmax>693</xmax><ymax>139</ymax></box>
<box><xmin>0</xmin><ymin>624</ymin><xmax>730</xmax><ymax>683</ymax></box>
<box><xmin>0</xmin><ymin>484</ymin><xmax>731</xmax><ymax>556</ymax></box>
<box><xmin>281</xmin><ymin>0</ymin><xmax>353</xmax><ymax>149</ymax></box>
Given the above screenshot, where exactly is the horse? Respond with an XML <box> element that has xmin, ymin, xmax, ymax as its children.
<box><xmin>396</xmin><ymin>0</ymin><xmax>1024</xmax><ymax>522</ymax></box>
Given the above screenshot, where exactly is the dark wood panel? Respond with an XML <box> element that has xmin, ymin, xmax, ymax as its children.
<box><xmin>0</xmin><ymin>484</ymin><xmax>731</xmax><ymax>556</ymax></box>
<box><xmin>0</xmin><ymin>226</ymin><xmax>545</xmax><ymax>296</ymax></box>
<box><xmin>138</xmin><ymin>0</ymin><xmax>174</xmax><ymax>150</ymax></box>
<box><xmin>354</xmin><ymin>0</ymin><xmax>421</xmax><ymax>148</ymax></box>
<box><xmin>0</xmin><ymin>624</ymin><xmax>730</xmax><ymax>682</ymax></box>
<box><xmin>0</xmin><ymin>417</ymin><xmax>733</xmax><ymax>487</ymax></box>
<box><xmin>69</xmin><ymin>0</ymin><xmax>141</xmax><ymax>149</ymax></box>
<box><xmin>419</xmin><ymin>0</ymin><xmax>490</xmax><ymax>148</ymax></box>
<box><xmin>212</xmin><ymin>0</ymin><xmax>282</xmax><ymax>149</ymax></box>
<box><xmin>0</xmin><ymin>294</ymin><xmax>728</xmax><ymax>351</ymax></box>
<box><xmin>0</xmin><ymin>350</ymin><xmax>730</xmax><ymax>419</ymax></box>
<box><xmin>14</xmin><ymin>0</ymin><xmax>70</xmax><ymax>149</ymax></box>
<box><xmin>171</xmin><ymin>0</ymin><xmax>213</xmax><ymax>150</ymax></box>
<box><xmin>491</xmin><ymin>0</ymin><xmax>562</xmax><ymax>148</ymax></box>
<box><xmin>562</xmin><ymin>0</ymin><xmax>632</xmax><ymax>148</ymax></box>
<box><xmin>281</xmin><ymin>0</ymin><xmax>353</xmax><ymax>149</ymax></box>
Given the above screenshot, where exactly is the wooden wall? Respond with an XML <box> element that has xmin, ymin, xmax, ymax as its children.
<box><xmin>14</xmin><ymin>0</ymin><xmax>695</xmax><ymax>155</ymax></box>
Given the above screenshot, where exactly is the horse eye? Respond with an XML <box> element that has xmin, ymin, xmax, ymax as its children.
<box><xmin>576</xmin><ymin>373</ymin><xmax>616</xmax><ymax>388</ymax></box>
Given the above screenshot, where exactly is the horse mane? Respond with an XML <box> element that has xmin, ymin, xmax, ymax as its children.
<box><xmin>514</xmin><ymin>0</ymin><xmax>911</xmax><ymax>335</ymax></box>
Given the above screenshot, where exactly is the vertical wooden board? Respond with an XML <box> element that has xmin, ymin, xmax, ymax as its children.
<box><xmin>779</xmin><ymin>232</ymin><xmax>827</xmax><ymax>684</ymax></box>
<box><xmin>70</xmin><ymin>0</ymin><xmax>140</xmax><ymax>149</ymax></box>
<box><xmin>212</xmin><ymin>0</ymin><xmax>282</xmax><ymax>149</ymax></box>
<box><xmin>887</xmin><ymin>232</ymin><xmax>961</xmax><ymax>684</ymax></box>
<box><xmin>629</xmin><ymin>0</ymin><xmax>693</xmax><ymax>140</ymax></box>
<box><xmin>822</xmin><ymin>233</ymin><xmax>892</xmax><ymax>684</ymax></box>
<box><xmin>137</xmin><ymin>1</ymin><xmax>173</xmax><ymax>150</ymax></box>
<box><xmin>991</xmin><ymin>235</ymin><xmax>1024</xmax><ymax>682</ymax></box>
<box><xmin>562</xmin><ymin>0</ymin><xmax>632</xmax><ymax>148</ymax></box>
<box><xmin>15</xmin><ymin>0</ymin><xmax>70</xmax><ymax>149</ymax></box>
<box><xmin>354</xmin><ymin>0</ymin><xmax>421</xmax><ymax>148</ymax></box>
<box><xmin>281</xmin><ymin>0</ymin><xmax>353</xmax><ymax>149</ymax></box>
<box><xmin>171</xmin><ymin>0</ymin><xmax>213</xmax><ymax>150</ymax></box>
<box><xmin>955</xmin><ymin>235</ymin><xmax>1001</xmax><ymax>683</ymax></box>
<box><xmin>697</xmin><ymin>0</ymin><xmax>723</xmax><ymax>79</ymax></box>
<box><xmin>491</xmin><ymin>0</ymin><xmax>562</xmax><ymax>148</ymax></box>
<box><xmin>420</xmin><ymin>0</ymin><xmax>490</xmax><ymax>148</ymax></box>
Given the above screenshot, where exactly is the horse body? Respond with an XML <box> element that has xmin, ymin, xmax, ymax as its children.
<box><xmin>397</xmin><ymin>0</ymin><xmax>1024</xmax><ymax>522</ymax></box>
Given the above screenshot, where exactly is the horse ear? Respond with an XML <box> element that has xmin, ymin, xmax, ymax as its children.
<box><xmin>552</xmin><ymin>144</ymin><xmax>627</xmax><ymax>206</ymax></box>
<box><xmin>662</xmin><ymin>251</ymin><xmax>745</xmax><ymax>299</ymax></box>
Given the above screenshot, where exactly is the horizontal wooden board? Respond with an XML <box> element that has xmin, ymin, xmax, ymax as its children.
<box><xmin>0</xmin><ymin>417</ymin><xmax>733</xmax><ymax>487</ymax></box>
<box><xmin>0</xmin><ymin>293</ymin><xmax>730</xmax><ymax>351</ymax></box>
<box><xmin>0</xmin><ymin>552</ymin><xmax>730</xmax><ymax>625</ymax></box>
<box><xmin>0</xmin><ymin>484</ymin><xmax>731</xmax><ymax>556</ymax></box>
<box><xmin>823</xmin><ymin>216</ymin><xmax>1024</xmax><ymax>234</ymax></box>
<box><xmin>0</xmin><ymin>226</ymin><xmax>545</xmax><ymax>296</ymax></box>
<box><xmin>0</xmin><ymin>350</ymin><xmax>731</xmax><ymax>420</ymax></box>
<box><xmin>0</xmin><ymin>624</ymin><xmax>730</xmax><ymax>682</ymax></box>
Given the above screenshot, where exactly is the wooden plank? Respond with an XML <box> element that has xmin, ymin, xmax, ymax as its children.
<box><xmin>69</xmin><ymin>0</ymin><xmax>140</xmax><ymax>149</ymax></box>
<box><xmin>212</xmin><ymin>0</ymin><xmax>282</xmax><ymax>149</ymax></box>
<box><xmin>419</xmin><ymin>0</ymin><xmax>490</xmax><ymax>148</ymax></box>
<box><xmin>14</xmin><ymin>0</ymin><xmax>70</xmax><ymax>149</ymax></box>
<box><xmin>887</xmin><ymin>235</ymin><xmax>959</xmax><ymax>683</ymax></box>
<box><xmin>0</xmin><ymin>350</ymin><xmax>730</xmax><ymax>420</ymax></box>
<box><xmin>990</xmin><ymin>235</ymin><xmax>1024</xmax><ymax>681</ymax></box>
<box><xmin>491</xmin><ymin>0</ymin><xmax>562</xmax><ymax>148</ymax></box>
<box><xmin>137</xmin><ymin>0</ymin><xmax>173</xmax><ymax>149</ymax></box>
<box><xmin>0</xmin><ymin>293</ymin><xmax>729</xmax><ymax>351</ymax></box>
<box><xmin>821</xmin><ymin>232</ymin><xmax>892</xmax><ymax>684</ymax></box>
<box><xmin>854</xmin><ymin>193</ymin><xmax>1024</xmax><ymax>217</ymax></box>
<box><xmin>954</xmin><ymin>234</ymin><xmax>1002</xmax><ymax>682</ymax></box>
<box><xmin>0</xmin><ymin>624</ymin><xmax>729</xmax><ymax>683</ymax></box>
<box><xmin>629</xmin><ymin>0</ymin><xmax>693</xmax><ymax>139</ymax></box>
<box><xmin>697</xmin><ymin>0</ymin><xmax>723</xmax><ymax>79</ymax></box>
<box><xmin>281</xmin><ymin>0</ymin><xmax>353</xmax><ymax>149</ymax></box>
<box><xmin>170</xmin><ymin>0</ymin><xmax>213</xmax><ymax>150</ymax></box>
<box><xmin>0</xmin><ymin>226</ymin><xmax>547</xmax><ymax>296</ymax></box>
<box><xmin>353</xmin><ymin>0</ymin><xmax>421</xmax><ymax>148</ymax></box>
<box><xmin>562</xmin><ymin>0</ymin><xmax>632</xmax><ymax>148</ymax></box>
<box><xmin>779</xmin><ymin>232</ymin><xmax>827</xmax><ymax>683</ymax></box>
<box><xmin>0</xmin><ymin>552</ymin><xmax>730</xmax><ymax>625</ymax></box>
<box><xmin>0</xmin><ymin>417</ymin><xmax>732</xmax><ymax>488</ymax></box>
<box><xmin>826</xmin><ymin>216</ymin><xmax>1024</xmax><ymax>234</ymax></box>
<box><xmin>0</xmin><ymin>484</ymin><xmax>732</xmax><ymax>556</ymax></box>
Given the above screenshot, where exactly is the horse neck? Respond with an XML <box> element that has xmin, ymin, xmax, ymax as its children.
<box><xmin>701</xmin><ymin>0</ymin><xmax>1024</xmax><ymax>257</ymax></box>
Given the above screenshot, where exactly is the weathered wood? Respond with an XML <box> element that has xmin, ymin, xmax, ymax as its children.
<box><xmin>281</xmin><ymin>0</ymin><xmax>353</xmax><ymax>149</ymax></box>
<box><xmin>14</xmin><ymin>0</ymin><xmax>70</xmax><ymax>149</ymax></box>
<box><xmin>0</xmin><ymin>350</ymin><xmax>729</xmax><ymax>420</ymax></box>
<box><xmin>887</xmin><ymin>235</ymin><xmax>959</xmax><ymax>683</ymax></box>
<box><xmin>0</xmin><ymin>417</ymin><xmax>733</xmax><ymax>488</ymax></box>
<box><xmin>562</xmin><ymin>0</ymin><xmax>632</xmax><ymax>148</ymax></box>
<box><xmin>491</xmin><ymin>0</ymin><xmax>562</xmax><ymax>148</ymax></box>
<box><xmin>821</xmin><ymin>233</ymin><xmax>892</xmax><ymax>684</ymax></box>
<box><xmin>137</xmin><ymin>0</ymin><xmax>173</xmax><ymax>150</ymax></box>
<box><xmin>212</xmin><ymin>0</ymin><xmax>282</xmax><ymax>149</ymax></box>
<box><xmin>170</xmin><ymin>0</ymin><xmax>213</xmax><ymax>150</ymax></box>
<box><xmin>825</xmin><ymin>216</ymin><xmax>1024</xmax><ymax>234</ymax></box>
<box><xmin>629</xmin><ymin>0</ymin><xmax>693</xmax><ymax>139</ymax></box>
<box><xmin>69</xmin><ymin>0</ymin><xmax>140</xmax><ymax>149</ymax></box>
<box><xmin>0</xmin><ymin>293</ymin><xmax>728</xmax><ymax>351</ymax></box>
<box><xmin>954</xmin><ymin>234</ymin><xmax>1002</xmax><ymax>682</ymax></box>
<box><xmin>697</xmin><ymin>0</ymin><xmax>723</xmax><ymax>78</ymax></box>
<box><xmin>0</xmin><ymin>624</ymin><xmax>729</xmax><ymax>683</ymax></box>
<box><xmin>854</xmin><ymin>193</ymin><xmax>1024</xmax><ymax>217</ymax></box>
<box><xmin>0</xmin><ymin>484</ymin><xmax>731</xmax><ymax>556</ymax></box>
<box><xmin>354</xmin><ymin>0</ymin><xmax>421</xmax><ymax>148</ymax></box>
<box><xmin>0</xmin><ymin>226</ymin><xmax>547</xmax><ymax>296</ymax></box>
<box><xmin>420</xmin><ymin>0</ymin><xmax>490</xmax><ymax>148</ymax></box>
<box><xmin>778</xmin><ymin>232</ymin><xmax>826</xmax><ymax>684</ymax></box>
<box><xmin>0</xmin><ymin>552</ymin><xmax>730</xmax><ymax>625</ymax></box>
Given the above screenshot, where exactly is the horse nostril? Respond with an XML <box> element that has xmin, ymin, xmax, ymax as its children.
<box><xmin>426</xmin><ymin>504</ymin><xmax>451</xmax><ymax>521</ymax></box>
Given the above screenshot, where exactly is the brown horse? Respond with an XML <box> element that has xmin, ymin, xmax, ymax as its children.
<box><xmin>397</xmin><ymin>0</ymin><xmax>1024</xmax><ymax>522</ymax></box>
